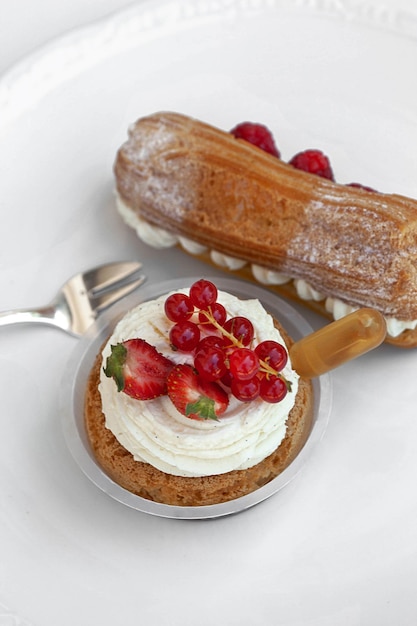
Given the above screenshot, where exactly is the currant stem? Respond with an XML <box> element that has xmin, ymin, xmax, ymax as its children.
<box><xmin>200</xmin><ymin>308</ymin><xmax>243</xmax><ymax>347</ymax></box>
<box><xmin>258</xmin><ymin>361</ymin><xmax>292</xmax><ymax>392</ymax></box>
<box><xmin>201</xmin><ymin>308</ymin><xmax>292</xmax><ymax>392</ymax></box>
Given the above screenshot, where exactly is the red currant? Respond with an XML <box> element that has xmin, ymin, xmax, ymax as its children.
<box><xmin>198</xmin><ymin>302</ymin><xmax>227</xmax><ymax>330</ymax></box>
<box><xmin>169</xmin><ymin>321</ymin><xmax>200</xmax><ymax>352</ymax></box>
<box><xmin>220</xmin><ymin>369</ymin><xmax>233</xmax><ymax>388</ymax></box>
<box><xmin>189</xmin><ymin>279</ymin><xmax>218</xmax><ymax>309</ymax></box>
<box><xmin>231</xmin><ymin>376</ymin><xmax>260</xmax><ymax>402</ymax></box>
<box><xmin>229</xmin><ymin>348</ymin><xmax>259</xmax><ymax>381</ymax></box>
<box><xmin>194</xmin><ymin>346</ymin><xmax>227</xmax><ymax>382</ymax></box>
<box><xmin>260</xmin><ymin>376</ymin><xmax>287</xmax><ymax>403</ymax></box>
<box><xmin>223</xmin><ymin>316</ymin><xmax>254</xmax><ymax>347</ymax></box>
<box><xmin>196</xmin><ymin>335</ymin><xmax>224</xmax><ymax>352</ymax></box>
<box><xmin>255</xmin><ymin>340</ymin><xmax>288</xmax><ymax>372</ymax></box>
<box><xmin>164</xmin><ymin>292</ymin><xmax>194</xmax><ymax>322</ymax></box>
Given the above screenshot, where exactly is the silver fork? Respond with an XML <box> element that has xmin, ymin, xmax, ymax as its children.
<box><xmin>0</xmin><ymin>261</ymin><xmax>146</xmax><ymax>337</ymax></box>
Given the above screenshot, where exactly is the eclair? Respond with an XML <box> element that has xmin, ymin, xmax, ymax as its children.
<box><xmin>114</xmin><ymin>112</ymin><xmax>417</xmax><ymax>348</ymax></box>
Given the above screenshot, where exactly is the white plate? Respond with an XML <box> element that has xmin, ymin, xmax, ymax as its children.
<box><xmin>61</xmin><ymin>276</ymin><xmax>332</xmax><ymax>519</ymax></box>
<box><xmin>1</xmin><ymin>1</ymin><xmax>417</xmax><ymax>625</ymax></box>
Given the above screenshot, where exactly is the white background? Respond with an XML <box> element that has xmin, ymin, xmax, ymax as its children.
<box><xmin>2</xmin><ymin>0</ymin><xmax>417</xmax><ymax>75</ymax></box>
<box><xmin>1</xmin><ymin>1</ymin><xmax>417</xmax><ymax>625</ymax></box>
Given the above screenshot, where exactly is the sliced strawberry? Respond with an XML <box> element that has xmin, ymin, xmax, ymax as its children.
<box><xmin>167</xmin><ymin>364</ymin><xmax>229</xmax><ymax>421</ymax></box>
<box><xmin>104</xmin><ymin>338</ymin><xmax>174</xmax><ymax>400</ymax></box>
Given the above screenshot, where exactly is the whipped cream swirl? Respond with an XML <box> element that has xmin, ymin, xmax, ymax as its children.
<box><xmin>99</xmin><ymin>289</ymin><xmax>298</xmax><ymax>478</ymax></box>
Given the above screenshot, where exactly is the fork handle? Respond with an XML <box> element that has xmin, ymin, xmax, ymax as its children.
<box><xmin>0</xmin><ymin>305</ymin><xmax>69</xmax><ymax>332</ymax></box>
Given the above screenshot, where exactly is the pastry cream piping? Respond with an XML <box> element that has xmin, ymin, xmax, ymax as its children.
<box><xmin>210</xmin><ymin>250</ymin><xmax>247</xmax><ymax>270</ymax></box>
<box><xmin>251</xmin><ymin>265</ymin><xmax>292</xmax><ymax>286</ymax></box>
<box><xmin>178</xmin><ymin>237</ymin><xmax>208</xmax><ymax>255</ymax></box>
<box><xmin>99</xmin><ymin>290</ymin><xmax>298</xmax><ymax>477</ymax></box>
<box><xmin>116</xmin><ymin>196</ymin><xmax>417</xmax><ymax>338</ymax></box>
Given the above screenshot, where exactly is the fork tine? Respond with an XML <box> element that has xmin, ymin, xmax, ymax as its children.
<box><xmin>83</xmin><ymin>261</ymin><xmax>143</xmax><ymax>294</ymax></box>
<box><xmin>93</xmin><ymin>274</ymin><xmax>147</xmax><ymax>313</ymax></box>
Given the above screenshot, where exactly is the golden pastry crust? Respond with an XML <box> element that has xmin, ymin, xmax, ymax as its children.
<box><xmin>84</xmin><ymin>325</ymin><xmax>314</xmax><ymax>507</ymax></box>
<box><xmin>114</xmin><ymin>111</ymin><xmax>417</xmax><ymax>347</ymax></box>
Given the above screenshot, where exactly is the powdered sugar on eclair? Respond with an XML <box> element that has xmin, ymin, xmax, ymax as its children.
<box><xmin>99</xmin><ymin>289</ymin><xmax>299</xmax><ymax>478</ymax></box>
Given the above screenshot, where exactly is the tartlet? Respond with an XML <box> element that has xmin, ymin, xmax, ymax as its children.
<box><xmin>84</xmin><ymin>284</ymin><xmax>314</xmax><ymax>506</ymax></box>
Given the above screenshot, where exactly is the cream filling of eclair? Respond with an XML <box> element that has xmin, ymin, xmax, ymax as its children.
<box><xmin>99</xmin><ymin>289</ymin><xmax>298</xmax><ymax>478</ymax></box>
<box><xmin>116</xmin><ymin>196</ymin><xmax>417</xmax><ymax>338</ymax></box>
